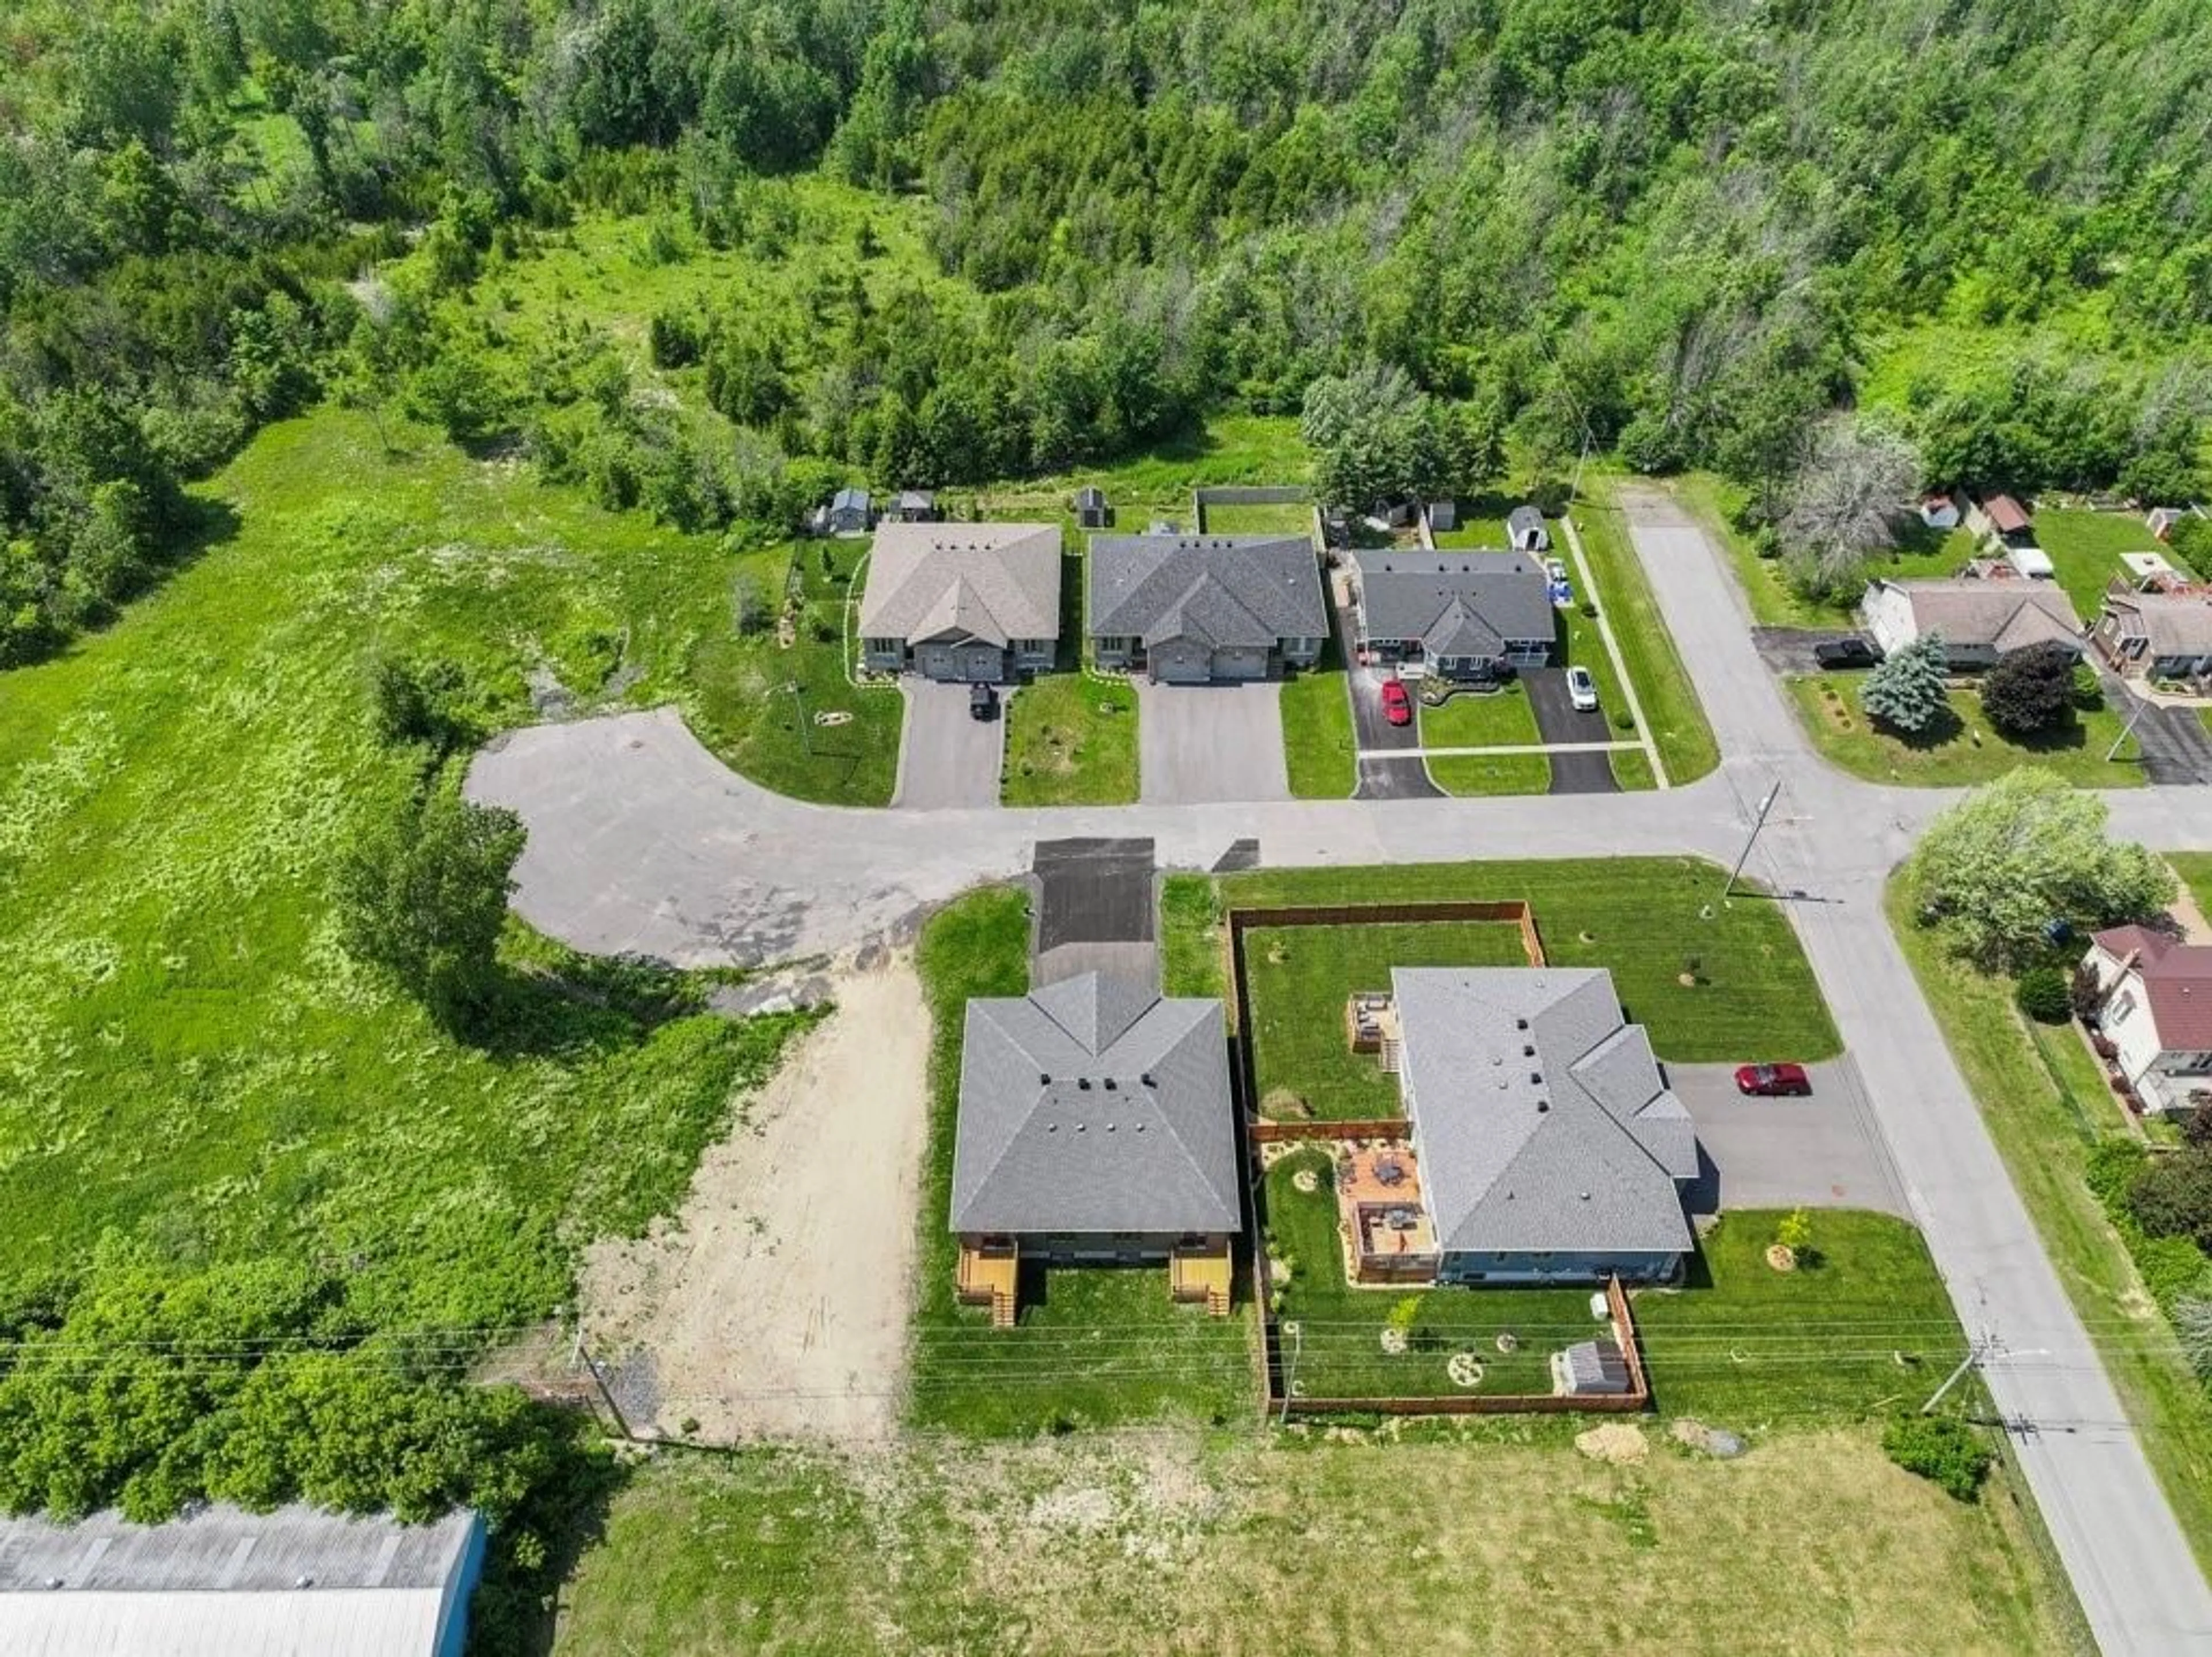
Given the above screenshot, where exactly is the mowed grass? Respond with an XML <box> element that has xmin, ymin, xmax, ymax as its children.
<box><xmin>1278</xmin><ymin>646</ymin><xmax>1357</xmax><ymax>799</ymax></box>
<box><xmin>2170</xmin><ymin>853</ymin><xmax>2212</xmax><ymax>916</ymax></box>
<box><xmin>1001</xmin><ymin>674</ymin><xmax>1138</xmax><ymax>806</ymax></box>
<box><xmin>1168</xmin><ymin>859</ymin><xmax>1840</xmax><ymax>1062</ymax></box>
<box><xmin>1426</xmin><ymin>750</ymin><xmax>1553</xmax><ymax>793</ymax></box>
<box><xmin>1418</xmin><ymin>681</ymin><xmax>1541</xmax><ymax>747</ymax></box>
<box><xmin>1569</xmin><ymin>478</ymin><xmax>1719</xmax><ymax>782</ymax></box>
<box><xmin>1243</xmin><ymin>921</ymin><xmax>1533</xmax><ymax>1119</ymax></box>
<box><xmin>1889</xmin><ymin>877</ymin><xmax>2212</xmax><ymax>1577</ymax></box>
<box><xmin>1198</xmin><ymin>500</ymin><xmax>1314</xmax><ymax>537</ymax></box>
<box><xmin>0</xmin><ymin>407</ymin><xmax>815</xmax><ymax>1325</ymax></box>
<box><xmin>1788</xmin><ymin>673</ymin><xmax>2143</xmax><ymax>787</ymax></box>
<box><xmin>1264</xmin><ymin>1149</ymin><xmax>1599</xmax><ymax>1397</ymax></box>
<box><xmin>2037</xmin><ymin>508</ymin><xmax>2170</xmax><ymax>620</ymax></box>
<box><xmin>906</xmin><ymin>890</ymin><xmax>1256</xmax><ymax>1434</ymax></box>
<box><xmin>971</xmin><ymin>415</ymin><xmax>1309</xmax><ymax>534</ymax></box>
<box><xmin>548</xmin><ymin>1426</ymin><xmax>2078</xmax><ymax>1657</ymax></box>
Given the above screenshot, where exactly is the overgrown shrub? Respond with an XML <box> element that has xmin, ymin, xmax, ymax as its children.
<box><xmin>1882</xmin><ymin>1413</ymin><xmax>1993</xmax><ymax>1502</ymax></box>
<box><xmin>2014</xmin><ymin>966</ymin><xmax>2072</xmax><ymax>1023</ymax></box>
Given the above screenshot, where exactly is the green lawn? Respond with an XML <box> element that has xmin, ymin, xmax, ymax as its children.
<box><xmin>972</xmin><ymin>415</ymin><xmax>1309</xmax><ymax>535</ymax></box>
<box><xmin>1199</xmin><ymin>500</ymin><xmax>1314</xmax><ymax>537</ymax></box>
<box><xmin>1265</xmin><ymin>1149</ymin><xmax>1599</xmax><ymax>1397</ymax></box>
<box><xmin>1609</xmin><ymin>747</ymin><xmax>1657</xmax><ymax>790</ymax></box>
<box><xmin>2169</xmin><ymin>853</ymin><xmax>2212</xmax><ymax>915</ymax></box>
<box><xmin>1167</xmin><ymin>859</ymin><xmax>1841</xmax><ymax>1061</ymax></box>
<box><xmin>0</xmin><ymin>407</ymin><xmax>818</xmax><ymax>1333</ymax></box>
<box><xmin>2036</xmin><ymin>508</ymin><xmax>2168</xmax><ymax>621</ymax></box>
<box><xmin>907</xmin><ymin>889</ymin><xmax>1256</xmax><ymax>1434</ymax></box>
<box><xmin>1432</xmin><ymin>514</ymin><xmax>1512</xmax><ymax>549</ymax></box>
<box><xmin>1789</xmin><ymin>673</ymin><xmax>2143</xmax><ymax>787</ymax></box>
<box><xmin>689</xmin><ymin>535</ymin><xmax>904</xmax><ymax>805</ymax></box>
<box><xmin>1279</xmin><ymin>641</ymin><xmax>1357</xmax><ymax>799</ymax></box>
<box><xmin>1418</xmin><ymin>681</ymin><xmax>1541</xmax><ymax>747</ymax></box>
<box><xmin>1889</xmin><ymin>878</ymin><xmax>2212</xmax><ymax>1577</ymax></box>
<box><xmin>1243</xmin><ymin>921</ymin><xmax>1533</xmax><ymax>1119</ymax></box>
<box><xmin>550</xmin><ymin>1424</ymin><xmax>2077</xmax><ymax>1657</ymax></box>
<box><xmin>1001</xmin><ymin>674</ymin><xmax>1138</xmax><ymax>805</ymax></box>
<box><xmin>1425</xmin><ymin>752</ymin><xmax>1552</xmax><ymax>793</ymax></box>
<box><xmin>1635</xmin><ymin>1210</ymin><xmax>1968</xmax><ymax>1425</ymax></box>
<box><xmin>1570</xmin><ymin>478</ymin><xmax>1720</xmax><ymax>782</ymax></box>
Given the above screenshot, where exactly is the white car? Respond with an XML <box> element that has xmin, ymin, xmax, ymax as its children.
<box><xmin>1544</xmin><ymin>557</ymin><xmax>1569</xmax><ymax>584</ymax></box>
<box><xmin>1566</xmin><ymin>665</ymin><xmax>1599</xmax><ymax>712</ymax></box>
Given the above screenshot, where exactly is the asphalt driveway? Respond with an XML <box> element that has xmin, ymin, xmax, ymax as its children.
<box><xmin>892</xmin><ymin>681</ymin><xmax>1003</xmax><ymax>810</ymax></box>
<box><xmin>1032</xmin><ymin>837</ymin><xmax>1157</xmax><ymax>986</ymax></box>
<box><xmin>1330</xmin><ymin>586</ymin><xmax>1440</xmax><ymax>800</ymax></box>
<box><xmin>1665</xmin><ymin>1059</ymin><xmax>1906</xmax><ymax>1217</ymax></box>
<box><xmin>1752</xmin><ymin>626</ymin><xmax>1872</xmax><ymax>675</ymax></box>
<box><xmin>1523</xmin><ymin>667</ymin><xmax>1620</xmax><ymax>796</ymax></box>
<box><xmin>1137</xmin><ymin>682</ymin><xmax>1290</xmax><ymax>804</ymax></box>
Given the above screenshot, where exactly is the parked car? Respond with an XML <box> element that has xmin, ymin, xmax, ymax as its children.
<box><xmin>968</xmin><ymin>683</ymin><xmax>998</xmax><ymax>721</ymax></box>
<box><xmin>1734</xmin><ymin>1062</ymin><xmax>1812</xmax><ymax>1097</ymax></box>
<box><xmin>1813</xmin><ymin>637</ymin><xmax>1880</xmax><ymax>669</ymax></box>
<box><xmin>1380</xmin><ymin>678</ymin><xmax>1413</xmax><ymax>726</ymax></box>
<box><xmin>1544</xmin><ymin>557</ymin><xmax>1569</xmax><ymax>584</ymax></box>
<box><xmin>1566</xmin><ymin>665</ymin><xmax>1599</xmax><ymax>712</ymax></box>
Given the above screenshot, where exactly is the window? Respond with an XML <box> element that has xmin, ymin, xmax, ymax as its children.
<box><xmin>2111</xmin><ymin>990</ymin><xmax>2139</xmax><ymax>1023</ymax></box>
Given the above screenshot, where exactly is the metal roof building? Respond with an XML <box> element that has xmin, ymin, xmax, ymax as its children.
<box><xmin>0</xmin><ymin>1503</ymin><xmax>484</xmax><ymax>1657</ymax></box>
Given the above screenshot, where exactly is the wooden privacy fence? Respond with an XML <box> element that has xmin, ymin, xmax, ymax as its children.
<box><xmin>1249</xmin><ymin>1117</ymin><xmax>1407</xmax><ymax>1144</ymax></box>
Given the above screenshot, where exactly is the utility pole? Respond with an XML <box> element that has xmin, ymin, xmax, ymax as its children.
<box><xmin>1277</xmin><ymin>1323</ymin><xmax>1304</xmax><ymax>1426</ymax></box>
<box><xmin>1723</xmin><ymin>778</ymin><xmax>1784</xmax><ymax>899</ymax></box>
<box><xmin>1923</xmin><ymin>1334</ymin><xmax>1996</xmax><ymax>1414</ymax></box>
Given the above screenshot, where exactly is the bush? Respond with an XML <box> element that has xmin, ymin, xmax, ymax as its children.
<box><xmin>1882</xmin><ymin>1413</ymin><xmax>1993</xmax><ymax>1502</ymax></box>
<box><xmin>2014</xmin><ymin>966</ymin><xmax>2072</xmax><ymax>1023</ymax></box>
<box><xmin>2127</xmin><ymin>1147</ymin><xmax>2212</xmax><ymax>1250</ymax></box>
<box><xmin>1981</xmin><ymin>641</ymin><xmax>2078</xmax><ymax>736</ymax></box>
<box><xmin>2071</xmin><ymin>960</ymin><xmax>2106</xmax><ymax>1022</ymax></box>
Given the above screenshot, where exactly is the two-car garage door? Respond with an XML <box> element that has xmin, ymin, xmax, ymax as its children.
<box><xmin>1150</xmin><ymin>639</ymin><xmax>1269</xmax><ymax>682</ymax></box>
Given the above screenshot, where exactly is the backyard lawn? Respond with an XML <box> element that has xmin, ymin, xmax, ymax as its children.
<box><xmin>1788</xmin><ymin>673</ymin><xmax>2143</xmax><ymax>787</ymax></box>
<box><xmin>1278</xmin><ymin>642</ymin><xmax>1357</xmax><ymax>799</ymax></box>
<box><xmin>1889</xmin><ymin>877</ymin><xmax>2212</xmax><ymax>1578</ymax></box>
<box><xmin>2036</xmin><ymin>508</ymin><xmax>2169</xmax><ymax>621</ymax></box>
<box><xmin>1569</xmin><ymin>477</ymin><xmax>1719</xmax><ymax>782</ymax></box>
<box><xmin>907</xmin><ymin>888</ymin><xmax>1256</xmax><ymax>1435</ymax></box>
<box><xmin>1198</xmin><ymin>500</ymin><xmax>1315</xmax><ymax>538</ymax></box>
<box><xmin>1169</xmin><ymin>859</ymin><xmax>1841</xmax><ymax>1062</ymax></box>
<box><xmin>969</xmin><ymin>415</ymin><xmax>1309</xmax><ymax>535</ymax></box>
<box><xmin>1243</xmin><ymin>920</ymin><xmax>1534</xmax><ymax>1119</ymax></box>
<box><xmin>999</xmin><ymin>674</ymin><xmax>1138</xmax><ymax>806</ymax></box>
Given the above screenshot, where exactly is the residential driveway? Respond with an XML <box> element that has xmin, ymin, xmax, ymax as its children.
<box><xmin>1752</xmin><ymin>626</ymin><xmax>1872</xmax><ymax>675</ymax></box>
<box><xmin>2105</xmin><ymin>673</ymin><xmax>2212</xmax><ymax>786</ymax></box>
<box><xmin>1666</xmin><ymin>1060</ymin><xmax>1907</xmax><ymax>1217</ymax></box>
<box><xmin>1329</xmin><ymin>586</ymin><xmax>1440</xmax><ymax>800</ymax></box>
<box><xmin>1137</xmin><ymin>682</ymin><xmax>1290</xmax><ymax>804</ymax></box>
<box><xmin>1032</xmin><ymin>837</ymin><xmax>1157</xmax><ymax>986</ymax></box>
<box><xmin>1524</xmin><ymin>667</ymin><xmax>1619</xmax><ymax>796</ymax></box>
<box><xmin>893</xmin><ymin>681</ymin><xmax>1003</xmax><ymax>809</ymax></box>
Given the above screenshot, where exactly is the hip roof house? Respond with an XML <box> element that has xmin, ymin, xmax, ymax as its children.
<box><xmin>858</xmin><ymin>522</ymin><xmax>1062</xmax><ymax>683</ymax></box>
<box><xmin>1088</xmin><ymin>534</ymin><xmax>1327</xmax><ymax>682</ymax></box>
<box><xmin>0</xmin><ymin>1503</ymin><xmax>484</xmax><ymax>1657</ymax></box>
<box><xmin>1351</xmin><ymin>550</ymin><xmax>1555</xmax><ymax>679</ymax></box>
<box><xmin>950</xmin><ymin>972</ymin><xmax>1240</xmax><ymax>1322</ymax></box>
<box><xmin>1389</xmin><ymin>966</ymin><xmax>1696</xmax><ymax>1284</ymax></box>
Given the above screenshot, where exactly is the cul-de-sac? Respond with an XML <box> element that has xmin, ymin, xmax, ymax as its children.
<box><xmin>8</xmin><ymin>8</ymin><xmax>2212</xmax><ymax>1655</ymax></box>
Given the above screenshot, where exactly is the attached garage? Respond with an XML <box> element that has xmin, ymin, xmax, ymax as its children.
<box><xmin>914</xmin><ymin>640</ymin><xmax>1010</xmax><ymax>682</ymax></box>
<box><xmin>1209</xmin><ymin>644</ymin><xmax>1270</xmax><ymax>680</ymax></box>
<box><xmin>1150</xmin><ymin>637</ymin><xmax>1214</xmax><ymax>683</ymax></box>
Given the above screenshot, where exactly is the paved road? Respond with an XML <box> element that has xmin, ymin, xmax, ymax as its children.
<box><xmin>467</xmin><ymin>483</ymin><xmax>2212</xmax><ymax>1654</ymax></box>
<box><xmin>1523</xmin><ymin>666</ymin><xmax>1619</xmax><ymax>795</ymax></box>
<box><xmin>1137</xmin><ymin>681</ymin><xmax>1290</xmax><ymax>804</ymax></box>
<box><xmin>893</xmin><ymin>682</ymin><xmax>1003</xmax><ymax>809</ymax></box>
<box><xmin>1668</xmin><ymin>1061</ymin><xmax>1906</xmax><ymax>1217</ymax></box>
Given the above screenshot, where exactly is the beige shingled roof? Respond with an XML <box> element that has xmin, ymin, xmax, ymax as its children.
<box><xmin>2103</xmin><ymin>590</ymin><xmax>2212</xmax><ymax>657</ymax></box>
<box><xmin>1884</xmin><ymin>580</ymin><xmax>2083</xmax><ymax>652</ymax></box>
<box><xmin>858</xmin><ymin>522</ymin><xmax>1062</xmax><ymax>645</ymax></box>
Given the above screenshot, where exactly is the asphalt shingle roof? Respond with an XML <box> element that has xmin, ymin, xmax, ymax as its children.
<box><xmin>1391</xmin><ymin>967</ymin><xmax>1694</xmax><ymax>1257</ymax></box>
<box><xmin>2103</xmin><ymin>591</ymin><xmax>2212</xmax><ymax>657</ymax></box>
<box><xmin>1876</xmin><ymin>578</ymin><xmax>2082</xmax><ymax>654</ymax></box>
<box><xmin>1088</xmin><ymin>535</ymin><xmax>1326</xmax><ymax>648</ymax></box>
<box><xmin>858</xmin><ymin>522</ymin><xmax>1062</xmax><ymax>646</ymax></box>
<box><xmin>951</xmin><ymin>973</ymin><xmax>1240</xmax><ymax>1236</ymax></box>
<box><xmin>1508</xmin><ymin>505</ymin><xmax>1547</xmax><ymax>540</ymax></box>
<box><xmin>1353</xmin><ymin>551</ymin><xmax>1554</xmax><ymax>654</ymax></box>
<box><xmin>2092</xmin><ymin>926</ymin><xmax>2212</xmax><ymax>1050</ymax></box>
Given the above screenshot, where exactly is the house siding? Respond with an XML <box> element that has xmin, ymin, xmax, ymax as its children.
<box><xmin>1001</xmin><ymin>1230</ymin><xmax>1224</xmax><ymax>1263</ymax></box>
<box><xmin>1437</xmin><ymin>1249</ymin><xmax>1678</xmax><ymax>1286</ymax></box>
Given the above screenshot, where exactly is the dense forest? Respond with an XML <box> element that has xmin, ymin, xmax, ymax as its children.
<box><xmin>3</xmin><ymin>0</ymin><xmax>2211</xmax><ymax>663</ymax></box>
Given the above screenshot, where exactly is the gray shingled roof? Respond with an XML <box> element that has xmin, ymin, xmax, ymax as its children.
<box><xmin>1508</xmin><ymin>505</ymin><xmax>1546</xmax><ymax>540</ymax></box>
<box><xmin>1391</xmin><ymin>967</ymin><xmax>1694</xmax><ymax>1257</ymax></box>
<box><xmin>858</xmin><ymin>522</ymin><xmax>1062</xmax><ymax>645</ymax></box>
<box><xmin>1354</xmin><ymin>551</ymin><xmax>1554</xmax><ymax>652</ymax></box>
<box><xmin>951</xmin><ymin>973</ymin><xmax>1240</xmax><ymax>1235</ymax></box>
<box><xmin>832</xmin><ymin>486</ymin><xmax>869</xmax><ymax>512</ymax></box>
<box><xmin>2102</xmin><ymin>590</ymin><xmax>2212</xmax><ymax>656</ymax></box>
<box><xmin>1089</xmin><ymin>535</ymin><xmax>1325</xmax><ymax>648</ymax></box>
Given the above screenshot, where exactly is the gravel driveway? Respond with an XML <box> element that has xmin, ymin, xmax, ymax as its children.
<box><xmin>1137</xmin><ymin>682</ymin><xmax>1289</xmax><ymax>803</ymax></box>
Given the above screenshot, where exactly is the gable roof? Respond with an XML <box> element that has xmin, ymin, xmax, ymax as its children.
<box><xmin>1075</xmin><ymin>486</ymin><xmax>1108</xmax><ymax>507</ymax></box>
<box><xmin>858</xmin><ymin>522</ymin><xmax>1062</xmax><ymax>645</ymax></box>
<box><xmin>1872</xmin><ymin>579</ymin><xmax>2082</xmax><ymax>653</ymax></box>
<box><xmin>2092</xmin><ymin>926</ymin><xmax>2212</xmax><ymax>1050</ymax></box>
<box><xmin>1984</xmin><ymin>494</ymin><xmax>2033</xmax><ymax>535</ymax></box>
<box><xmin>2102</xmin><ymin>589</ymin><xmax>2212</xmax><ymax>657</ymax></box>
<box><xmin>1089</xmin><ymin>535</ymin><xmax>1326</xmax><ymax>648</ymax></box>
<box><xmin>1507</xmin><ymin>505</ymin><xmax>1546</xmax><ymax>538</ymax></box>
<box><xmin>951</xmin><ymin>973</ymin><xmax>1240</xmax><ymax>1236</ymax></box>
<box><xmin>0</xmin><ymin>1504</ymin><xmax>480</xmax><ymax>1657</ymax></box>
<box><xmin>1390</xmin><ymin>967</ymin><xmax>1694</xmax><ymax>1257</ymax></box>
<box><xmin>1354</xmin><ymin>551</ymin><xmax>1554</xmax><ymax>653</ymax></box>
<box><xmin>832</xmin><ymin>486</ymin><xmax>869</xmax><ymax>512</ymax></box>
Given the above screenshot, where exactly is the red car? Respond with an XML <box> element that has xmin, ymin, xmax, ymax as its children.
<box><xmin>1734</xmin><ymin>1062</ymin><xmax>1812</xmax><ymax>1097</ymax></box>
<box><xmin>1380</xmin><ymin>679</ymin><xmax>1413</xmax><ymax>727</ymax></box>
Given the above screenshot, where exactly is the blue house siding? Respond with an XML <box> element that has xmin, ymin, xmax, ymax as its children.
<box><xmin>1438</xmin><ymin>1249</ymin><xmax>1678</xmax><ymax>1286</ymax></box>
<box><xmin>433</xmin><ymin>1511</ymin><xmax>490</xmax><ymax>1657</ymax></box>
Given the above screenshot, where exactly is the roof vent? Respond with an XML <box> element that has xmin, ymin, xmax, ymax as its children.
<box><xmin>1103</xmin><ymin>1077</ymin><xmax>1118</xmax><ymax>1091</ymax></box>
<box><xmin>1135</xmin><ymin>1122</ymin><xmax>1147</xmax><ymax>1132</ymax></box>
<box><xmin>1522</xmin><ymin>1045</ymin><xmax>1535</xmax><ymax>1058</ymax></box>
<box><xmin>1141</xmin><ymin>1072</ymin><xmax>1156</xmax><ymax>1087</ymax></box>
<box><xmin>1536</xmin><ymin>1100</ymin><xmax>1550</xmax><ymax>1113</ymax></box>
<box><xmin>1514</xmin><ymin>1017</ymin><xmax>1529</xmax><ymax>1031</ymax></box>
<box><xmin>1529</xmin><ymin>1072</ymin><xmax>1543</xmax><ymax>1085</ymax></box>
<box><xmin>295</xmin><ymin>1576</ymin><xmax>316</xmax><ymax>1590</ymax></box>
<box><xmin>1580</xmin><ymin>1191</ymin><xmax>1591</xmax><ymax>1201</ymax></box>
<box><xmin>1046</xmin><ymin>1123</ymin><xmax>1059</xmax><ymax>1133</ymax></box>
<box><xmin>1106</xmin><ymin>1122</ymin><xmax>1117</xmax><ymax>1132</ymax></box>
<box><xmin>1075</xmin><ymin>1123</ymin><xmax>1088</xmax><ymax>1133</ymax></box>
<box><xmin>1077</xmin><ymin>1077</ymin><xmax>1092</xmax><ymax>1091</ymax></box>
<box><xmin>44</xmin><ymin>1577</ymin><xmax>63</xmax><ymax>1591</ymax></box>
<box><xmin>1040</xmin><ymin>1073</ymin><xmax>1052</xmax><ymax>1085</ymax></box>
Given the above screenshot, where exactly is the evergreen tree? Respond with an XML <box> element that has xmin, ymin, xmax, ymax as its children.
<box><xmin>1859</xmin><ymin>633</ymin><xmax>1950</xmax><ymax>735</ymax></box>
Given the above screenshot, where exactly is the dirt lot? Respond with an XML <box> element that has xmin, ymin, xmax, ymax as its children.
<box><xmin>578</xmin><ymin>954</ymin><xmax>931</xmax><ymax>1442</ymax></box>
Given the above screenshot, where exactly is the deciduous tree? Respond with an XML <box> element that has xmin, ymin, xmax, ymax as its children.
<box><xmin>1778</xmin><ymin>418</ymin><xmax>1920</xmax><ymax>597</ymax></box>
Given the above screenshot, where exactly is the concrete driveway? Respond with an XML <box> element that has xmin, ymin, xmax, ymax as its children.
<box><xmin>1666</xmin><ymin>1057</ymin><xmax>1906</xmax><ymax>1218</ymax></box>
<box><xmin>892</xmin><ymin>681</ymin><xmax>1003</xmax><ymax>810</ymax></box>
<box><xmin>1137</xmin><ymin>682</ymin><xmax>1290</xmax><ymax>804</ymax></box>
<box><xmin>1524</xmin><ymin>667</ymin><xmax>1620</xmax><ymax>796</ymax></box>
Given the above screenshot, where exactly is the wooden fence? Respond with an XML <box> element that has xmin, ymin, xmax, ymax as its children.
<box><xmin>1249</xmin><ymin>1117</ymin><xmax>1406</xmax><ymax>1144</ymax></box>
